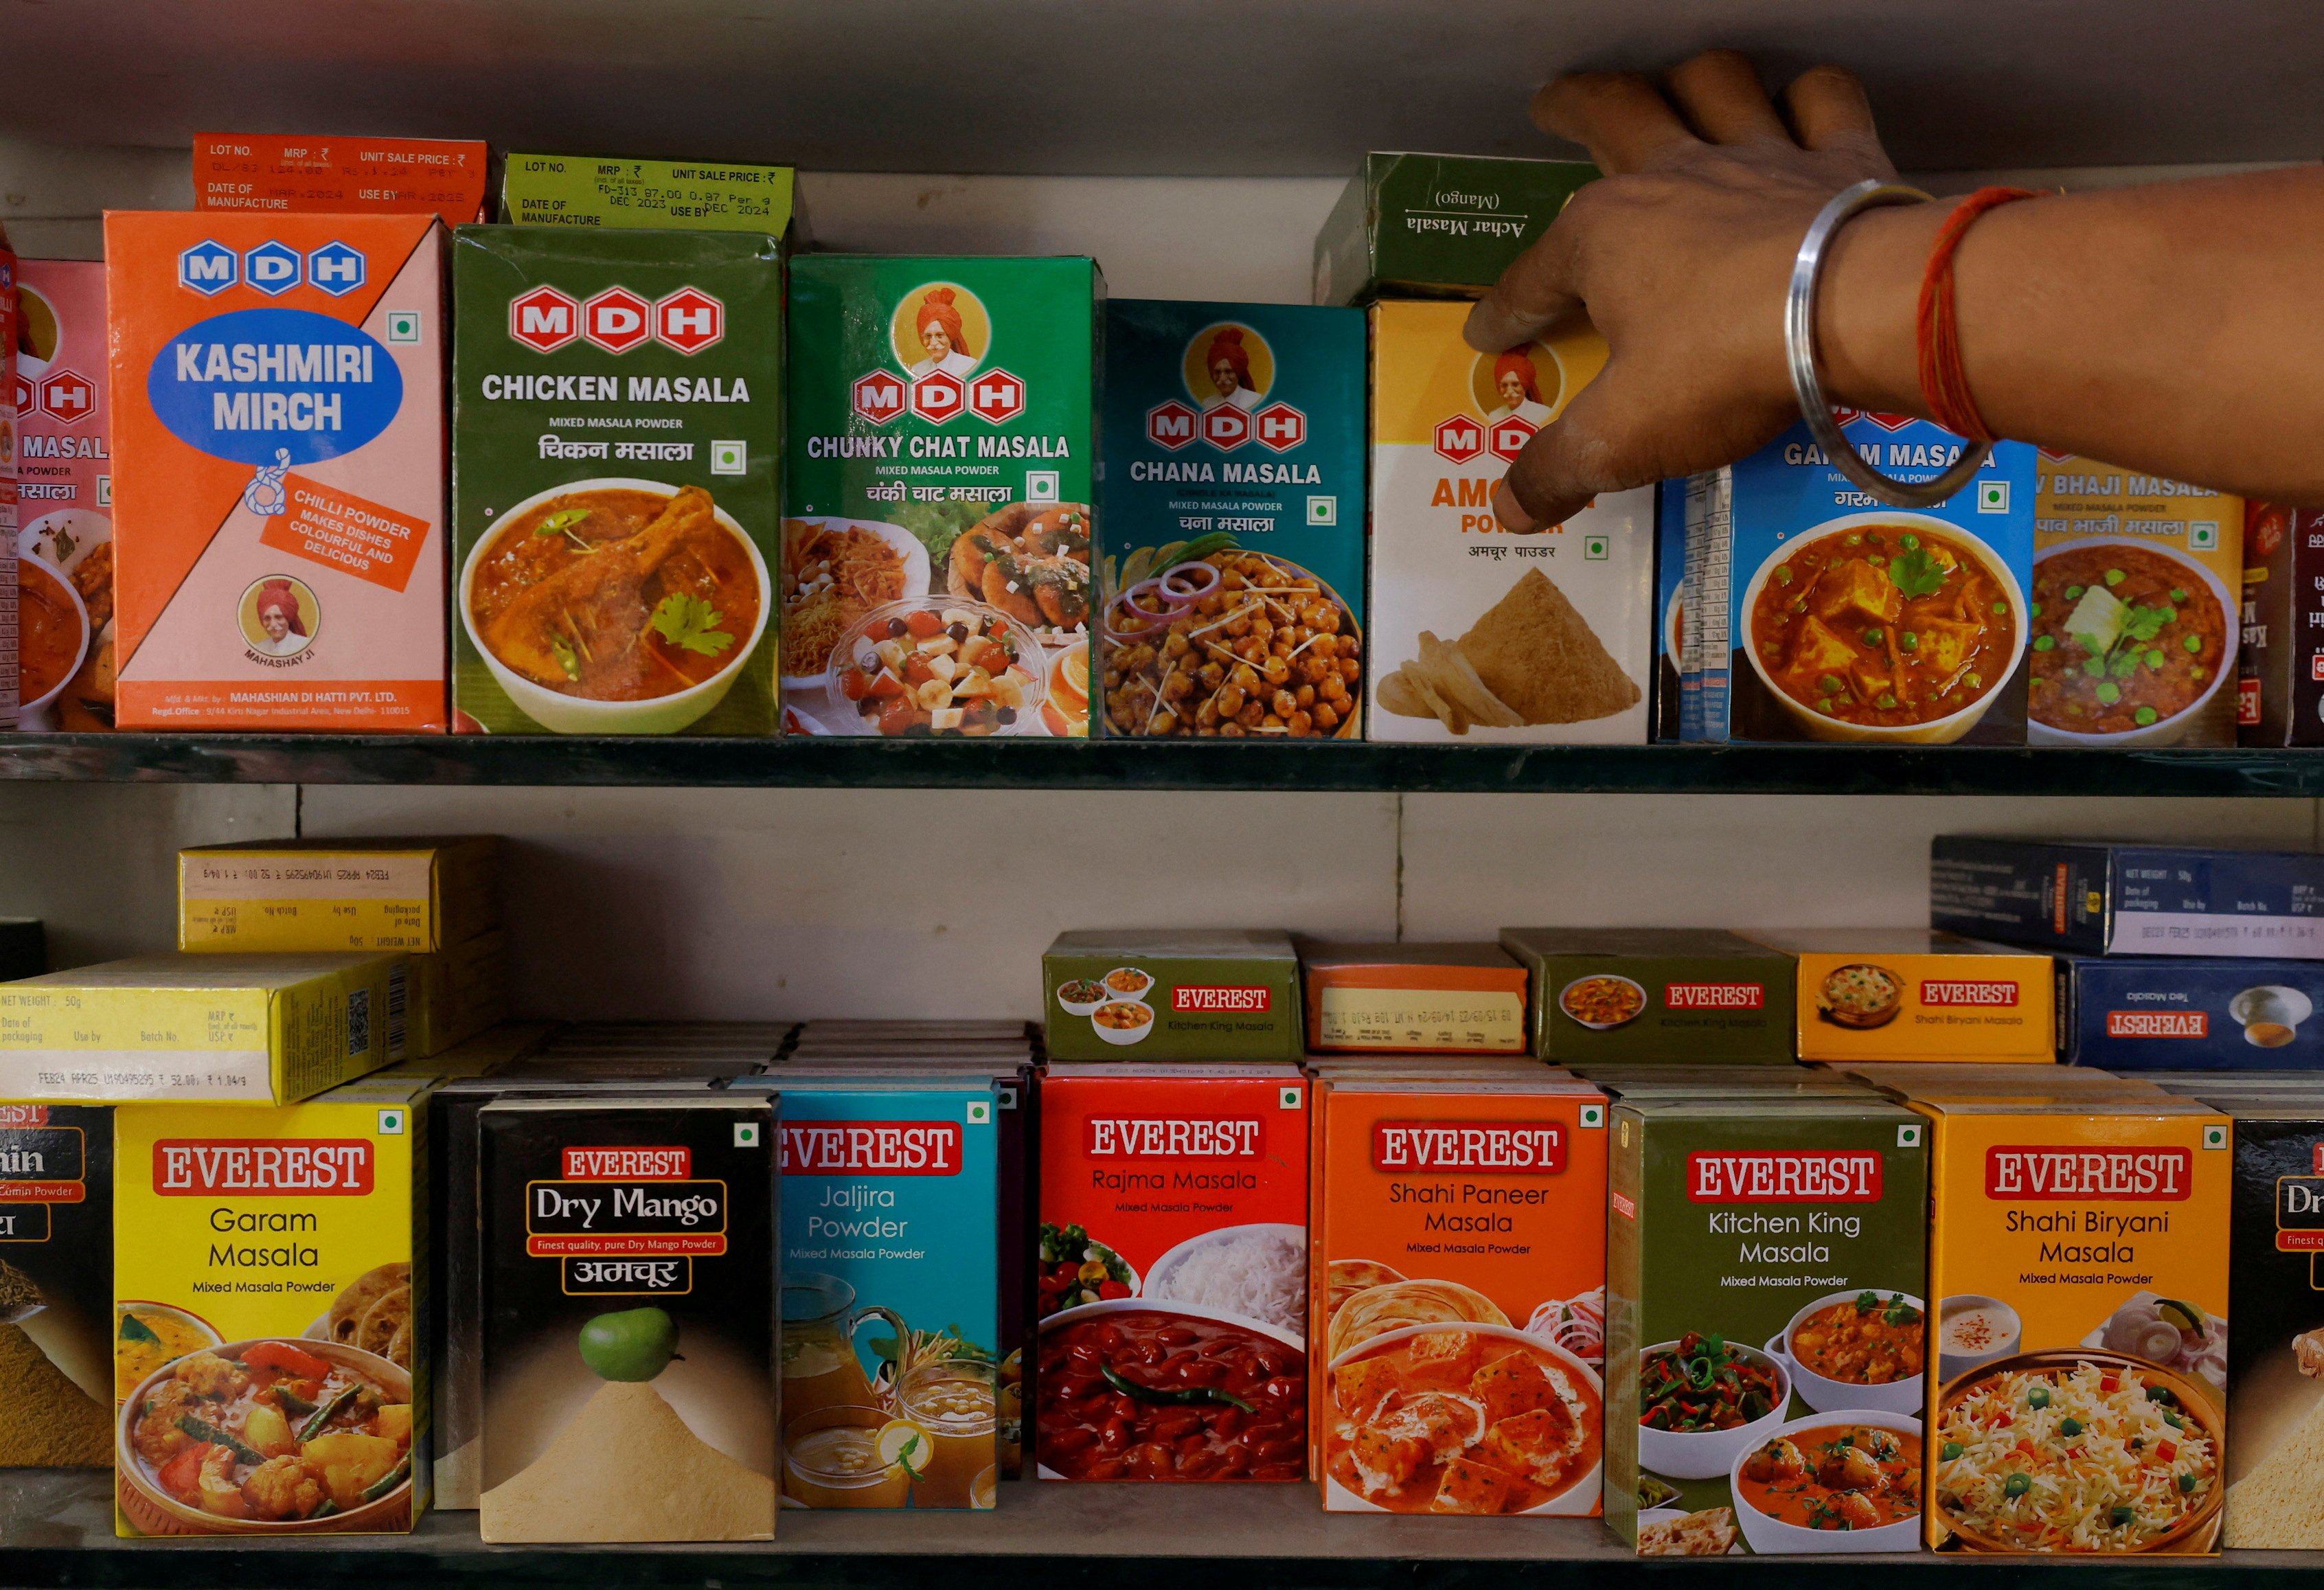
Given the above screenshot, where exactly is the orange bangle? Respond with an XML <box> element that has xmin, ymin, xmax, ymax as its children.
<box><xmin>1916</xmin><ymin>186</ymin><xmax>2044</xmax><ymax>442</ymax></box>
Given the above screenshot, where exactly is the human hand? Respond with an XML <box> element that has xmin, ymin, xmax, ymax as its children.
<box><xmin>1465</xmin><ymin>50</ymin><xmax>1909</xmax><ymax>530</ymax></box>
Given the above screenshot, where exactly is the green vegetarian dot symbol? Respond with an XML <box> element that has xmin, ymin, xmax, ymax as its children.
<box><xmin>580</xmin><ymin>1306</ymin><xmax>682</xmax><ymax>1382</ymax></box>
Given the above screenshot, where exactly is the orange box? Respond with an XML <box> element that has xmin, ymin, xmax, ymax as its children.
<box><xmin>1753</xmin><ymin>929</ymin><xmax>2054</xmax><ymax>1063</ymax></box>
<box><xmin>194</xmin><ymin>134</ymin><xmax>490</xmax><ymax>226</ymax></box>
<box><xmin>1301</xmin><ymin>942</ymin><xmax>1530</xmax><ymax>1054</ymax></box>
<box><xmin>1312</xmin><ymin>1073</ymin><xmax>1607</xmax><ymax>1513</ymax></box>
<box><xmin>106</xmin><ymin>212</ymin><xmax>448</xmax><ymax>731</ymax></box>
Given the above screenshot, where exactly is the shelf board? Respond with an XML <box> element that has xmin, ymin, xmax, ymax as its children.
<box><xmin>3</xmin><ymin>1470</ymin><xmax>2319</xmax><ymax>1588</ymax></box>
<box><xmin>2</xmin><ymin>734</ymin><xmax>2322</xmax><ymax>797</ymax></box>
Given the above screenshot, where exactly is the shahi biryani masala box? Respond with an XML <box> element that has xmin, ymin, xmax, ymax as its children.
<box><xmin>1916</xmin><ymin>1093</ymin><xmax>2230</xmax><ymax>1554</ymax></box>
<box><xmin>1314</xmin><ymin>1074</ymin><xmax>1608</xmax><ymax>1516</ymax></box>
<box><xmin>1750</xmin><ymin>930</ymin><xmax>2053</xmax><ymax>1064</ymax></box>
<box><xmin>111</xmin><ymin>1076</ymin><xmax>431</xmax><ymax>1536</ymax></box>
<box><xmin>106</xmin><ymin>212</ymin><xmax>449</xmax><ymax>731</ymax></box>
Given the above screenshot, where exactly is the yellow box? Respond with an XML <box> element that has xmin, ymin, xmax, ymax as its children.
<box><xmin>1919</xmin><ymin>1095</ymin><xmax>2229</xmax><ymax>1553</ymax></box>
<box><xmin>178</xmin><ymin>837</ymin><xmax>501</xmax><ymax>955</ymax></box>
<box><xmin>0</xmin><ymin>953</ymin><xmax>406</xmax><ymax>1104</ymax></box>
<box><xmin>370</xmin><ymin>1021</ymin><xmax>553</xmax><ymax>1084</ymax></box>
<box><xmin>113</xmin><ymin>1076</ymin><xmax>429</xmax><ymax>1535</ymax></box>
<box><xmin>1753</xmin><ymin>931</ymin><xmax>2053</xmax><ymax>1062</ymax></box>
<box><xmin>403</xmin><ymin>931</ymin><xmax>509</xmax><ymax>1059</ymax></box>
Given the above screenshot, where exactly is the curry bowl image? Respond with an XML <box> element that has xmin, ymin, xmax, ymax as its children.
<box><xmin>2027</xmin><ymin>538</ymin><xmax>2235</xmax><ymax>748</ymax></box>
<box><xmin>1638</xmin><ymin>1334</ymin><xmax>1791</xmax><ymax>1479</ymax></box>
<box><xmin>462</xmin><ymin>477</ymin><xmax>771</xmax><ymax>734</ymax></box>
<box><xmin>1740</xmin><ymin>512</ymin><xmax>2027</xmax><ymax>745</ymax></box>
<box><xmin>1035</xmin><ymin>1299</ymin><xmax>1305</xmax><ymax>1482</ymax></box>
<box><xmin>1764</xmin><ymin>1291</ymin><xmax>1926</xmax><ymax>1416</ymax></box>
<box><xmin>117</xmin><ymin>1336</ymin><xmax>415</xmax><ymax>1535</ymax></box>
<box><xmin>16</xmin><ymin>555</ymin><xmax>91</xmax><ymax>717</ymax></box>
<box><xmin>1727</xmin><ymin>1409</ymin><xmax>1924</xmax><ymax>1554</ymax></box>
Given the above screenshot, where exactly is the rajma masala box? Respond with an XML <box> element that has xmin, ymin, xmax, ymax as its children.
<box><xmin>1916</xmin><ymin>1094</ymin><xmax>2229</xmax><ymax>1554</ymax></box>
<box><xmin>112</xmin><ymin>1075</ymin><xmax>432</xmax><ymax>1535</ymax></box>
<box><xmin>1607</xmin><ymin>1094</ymin><xmax>1930</xmax><ymax>1556</ymax></box>
<box><xmin>1314</xmin><ymin>1074</ymin><xmax>1608</xmax><ymax>1514</ymax></box>
<box><xmin>1300</xmin><ymin>942</ymin><xmax>1529</xmax><ymax>1054</ymax></box>
<box><xmin>1749</xmin><ymin>930</ymin><xmax>2053</xmax><ymax>1063</ymax></box>
<box><xmin>1035</xmin><ymin>1063</ymin><xmax>1308</xmax><ymax>1481</ymax></box>
<box><xmin>0</xmin><ymin>1104</ymin><xmax>112</xmax><ymax>1467</ymax></box>
<box><xmin>1311</xmin><ymin>152</ymin><xmax>1598</xmax><ymax>306</ymax></box>
<box><xmin>1042</xmin><ymin>929</ymin><xmax>1302</xmax><ymax>1062</ymax></box>
<box><xmin>1099</xmin><ymin>299</ymin><xmax>1366</xmax><ymax>740</ymax></box>
<box><xmin>106</xmin><ymin>212</ymin><xmax>449</xmax><ymax>731</ymax></box>
<box><xmin>1368</xmin><ymin>299</ymin><xmax>1652</xmax><ymax>744</ymax></box>
<box><xmin>14</xmin><ymin>258</ymin><xmax>115</xmax><ymax>732</ymax></box>
<box><xmin>1501</xmin><ymin>929</ymin><xmax>1797</xmax><ymax>1065</ymax></box>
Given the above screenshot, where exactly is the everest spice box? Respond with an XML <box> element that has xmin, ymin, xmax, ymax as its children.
<box><xmin>1311</xmin><ymin>152</ymin><xmax>1597</xmax><ymax>306</ymax></box>
<box><xmin>1301</xmin><ymin>942</ymin><xmax>1528</xmax><ymax>1054</ymax></box>
<box><xmin>0</xmin><ymin>952</ymin><xmax>406</xmax><ymax>1102</ymax></box>
<box><xmin>1917</xmin><ymin>1095</ymin><xmax>2229</xmax><ymax>1553</ymax></box>
<box><xmin>1751</xmin><ymin>930</ymin><xmax>2053</xmax><ymax>1063</ymax></box>
<box><xmin>111</xmin><ymin>1076</ymin><xmax>431</xmax><ymax>1536</ymax></box>
<box><xmin>502</xmin><ymin>155</ymin><xmax>797</xmax><ymax>234</ymax></box>
<box><xmin>1098</xmin><ymin>299</ymin><xmax>1366</xmax><ymax>740</ymax></box>
<box><xmin>105</xmin><ymin>212</ymin><xmax>449</xmax><ymax>731</ymax></box>
<box><xmin>1606</xmin><ymin>1095</ymin><xmax>1930</xmax><ymax>1555</ymax></box>
<box><xmin>179</xmin><ymin>835</ymin><xmax>500</xmax><ymax>953</ymax></box>
<box><xmin>1932</xmin><ymin>836</ymin><xmax>2324</xmax><ymax>959</ymax></box>
<box><xmin>1042</xmin><ymin>929</ymin><xmax>1302</xmax><ymax>1062</ymax></box>
<box><xmin>478</xmin><ymin>1095</ymin><xmax>777</xmax><ymax>1542</ymax></box>
<box><xmin>1035</xmin><ymin>1063</ymin><xmax>1308</xmax><ymax>1481</ymax></box>
<box><xmin>784</xmin><ymin>255</ymin><xmax>1100</xmax><ymax>738</ymax></box>
<box><xmin>1314</xmin><ymin>1076</ymin><xmax>1608</xmax><ymax>1514</ymax></box>
<box><xmin>0</xmin><ymin>1104</ymin><xmax>111</xmax><ymax>1468</ymax></box>
<box><xmin>2057</xmin><ymin>957</ymin><xmax>2324</xmax><ymax>1070</ymax></box>
<box><xmin>1368</xmin><ymin>300</ymin><xmax>1652</xmax><ymax>743</ymax></box>
<box><xmin>451</xmin><ymin>225</ymin><xmax>785</xmax><ymax>736</ymax></box>
<box><xmin>14</xmin><ymin>258</ymin><xmax>114</xmax><ymax>733</ymax></box>
<box><xmin>1501</xmin><ymin>929</ymin><xmax>1796</xmax><ymax>1065</ymax></box>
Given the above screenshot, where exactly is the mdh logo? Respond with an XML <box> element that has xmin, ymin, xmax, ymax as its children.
<box><xmin>507</xmin><ymin>284</ymin><xmax>726</xmax><ymax>355</ymax></box>
<box><xmin>178</xmin><ymin>239</ymin><xmax>368</xmax><ymax>299</ymax></box>
<box><xmin>857</xmin><ymin>367</ymin><xmax>1032</xmax><ymax>428</ymax></box>
<box><xmin>1488</xmin><ymin>415</ymin><xmax>1536</xmax><ymax>463</ymax></box>
<box><xmin>36</xmin><ymin>368</ymin><xmax>96</xmax><ymax>424</ymax></box>
<box><xmin>1434</xmin><ymin>415</ymin><xmax>1484</xmax><ymax>465</ymax></box>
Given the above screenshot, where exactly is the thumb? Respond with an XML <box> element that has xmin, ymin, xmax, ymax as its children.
<box><xmin>1491</xmin><ymin>373</ymin><xmax>1648</xmax><ymax>531</ymax></box>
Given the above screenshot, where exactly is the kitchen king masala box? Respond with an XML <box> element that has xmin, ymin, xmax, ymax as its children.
<box><xmin>106</xmin><ymin>212</ymin><xmax>448</xmax><ymax>730</ymax></box>
<box><xmin>14</xmin><ymin>258</ymin><xmax>115</xmax><ymax>731</ymax></box>
<box><xmin>112</xmin><ymin>1076</ymin><xmax>431</xmax><ymax>1536</ymax></box>
<box><xmin>1035</xmin><ymin>1063</ymin><xmax>1308</xmax><ymax>1481</ymax></box>
<box><xmin>1314</xmin><ymin>1075</ymin><xmax>1608</xmax><ymax>1515</ymax></box>
<box><xmin>1917</xmin><ymin>1095</ymin><xmax>2229</xmax><ymax>1553</ymax></box>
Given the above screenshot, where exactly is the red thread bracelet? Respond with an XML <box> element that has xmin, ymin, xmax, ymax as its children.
<box><xmin>1916</xmin><ymin>185</ymin><xmax>2044</xmax><ymax>442</ymax></box>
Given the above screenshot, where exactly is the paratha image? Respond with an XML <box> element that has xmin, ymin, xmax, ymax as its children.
<box><xmin>1819</xmin><ymin>963</ymin><xmax>1904</xmax><ymax>1030</ymax></box>
<box><xmin>330</xmin><ymin>1262</ymin><xmax>413</xmax><ymax>1367</ymax></box>
<box><xmin>1327</xmin><ymin>1259</ymin><xmax>1407</xmax><ymax>1321</ymax></box>
<box><xmin>1328</xmin><ymin>1278</ymin><xmax>1510</xmax><ymax>1362</ymax></box>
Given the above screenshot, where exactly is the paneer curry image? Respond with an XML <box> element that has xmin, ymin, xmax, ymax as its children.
<box><xmin>1744</xmin><ymin>521</ymin><xmax>2023</xmax><ymax>741</ymax></box>
<box><xmin>117</xmin><ymin>1337</ymin><xmax>414</xmax><ymax>1534</ymax></box>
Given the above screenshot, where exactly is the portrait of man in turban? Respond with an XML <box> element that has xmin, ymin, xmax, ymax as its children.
<box><xmin>905</xmin><ymin>286</ymin><xmax>980</xmax><ymax>380</ymax></box>
<box><xmin>248</xmin><ymin>576</ymin><xmax>315</xmax><ymax>657</ymax></box>
<box><xmin>1485</xmin><ymin>349</ymin><xmax>1554</xmax><ymax>427</ymax></box>
<box><xmin>1200</xmin><ymin>326</ymin><xmax>1264</xmax><ymax>413</ymax></box>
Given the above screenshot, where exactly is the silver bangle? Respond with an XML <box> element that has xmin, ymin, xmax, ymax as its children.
<box><xmin>1786</xmin><ymin>177</ymin><xmax>1992</xmax><ymax>509</ymax></box>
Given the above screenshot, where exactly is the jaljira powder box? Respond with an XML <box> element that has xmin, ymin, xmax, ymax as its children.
<box><xmin>1313</xmin><ymin>1074</ymin><xmax>1608</xmax><ymax>1514</ymax></box>
<box><xmin>1034</xmin><ymin>1063</ymin><xmax>1308</xmax><ymax>1481</ymax></box>
<box><xmin>1916</xmin><ymin>1095</ymin><xmax>2230</xmax><ymax>1553</ymax></box>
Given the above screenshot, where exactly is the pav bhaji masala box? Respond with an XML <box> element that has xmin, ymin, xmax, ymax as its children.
<box><xmin>105</xmin><ymin>212</ymin><xmax>448</xmax><ymax>731</ymax></box>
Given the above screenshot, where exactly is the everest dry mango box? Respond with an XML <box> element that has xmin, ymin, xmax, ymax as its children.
<box><xmin>1918</xmin><ymin>1096</ymin><xmax>2230</xmax><ymax>1554</ymax></box>
<box><xmin>105</xmin><ymin>212</ymin><xmax>448</xmax><ymax>731</ymax></box>
<box><xmin>14</xmin><ymin>257</ymin><xmax>115</xmax><ymax>733</ymax></box>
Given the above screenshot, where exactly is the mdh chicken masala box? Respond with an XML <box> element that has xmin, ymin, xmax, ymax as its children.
<box><xmin>14</xmin><ymin>258</ymin><xmax>115</xmax><ymax>732</ymax></box>
<box><xmin>0</xmin><ymin>1104</ymin><xmax>113</xmax><ymax>1468</ymax></box>
<box><xmin>105</xmin><ymin>212</ymin><xmax>448</xmax><ymax>731</ymax></box>
<box><xmin>1314</xmin><ymin>1074</ymin><xmax>1608</xmax><ymax>1515</ymax></box>
<box><xmin>111</xmin><ymin>1076</ymin><xmax>431</xmax><ymax>1536</ymax></box>
<box><xmin>1607</xmin><ymin>1095</ymin><xmax>1930</xmax><ymax>1556</ymax></box>
<box><xmin>1368</xmin><ymin>299</ymin><xmax>1652</xmax><ymax>744</ymax></box>
<box><xmin>1916</xmin><ymin>1093</ymin><xmax>2229</xmax><ymax>1554</ymax></box>
<box><xmin>1035</xmin><ymin>1063</ymin><xmax>1308</xmax><ymax>1481</ymax></box>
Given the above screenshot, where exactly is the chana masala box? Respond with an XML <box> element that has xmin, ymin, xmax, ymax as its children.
<box><xmin>1313</xmin><ymin>1073</ymin><xmax>1608</xmax><ymax>1514</ymax></box>
<box><xmin>1034</xmin><ymin>1063</ymin><xmax>1308</xmax><ymax>1482</ymax></box>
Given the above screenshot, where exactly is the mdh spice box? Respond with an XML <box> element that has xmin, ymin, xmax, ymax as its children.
<box><xmin>106</xmin><ymin>212</ymin><xmax>448</xmax><ymax>731</ymax></box>
<box><xmin>2237</xmin><ymin>501</ymin><xmax>2324</xmax><ymax>746</ymax></box>
<box><xmin>1098</xmin><ymin>299</ymin><xmax>1365</xmax><ymax>740</ymax></box>
<box><xmin>1607</xmin><ymin>1095</ymin><xmax>1930</xmax><ymax>1556</ymax></box>
<box><xmin>0</xmin><ymin>1103</ymin><xmax>112</xmax><ymax>1468</ymax></box>
<box><xmin>1314</xmin><ymin>1075</ymin><xmax>1608</xmax><ymax>1515</ymax></box>
<box><xmin>1369</xmin><ymin>299</ymin><xmax>1652</xmax><ymax>743</ymax></box>
<box><xmin>451</xmin><ymin>225</ymin><xmax>784</xmax><ymax>736</ymax></box>
<box><xmin>1501</xmin><ymin>929</ymin><xmax>1797</xmax><ymax>1065</ymax></box>
<box><xmin>112</xmin><ymin>1076</ymin><xmax>431</xmax><ymax>1536</ymax></box>
<box><xmin>1035</xmin><ymin>1063</ymin><xmax>1308</xmax><ymax>1481</ymax></box>
<box><xmin>1311</xmin><ymin>152</ymin><xmax>1597</xmax><ymax>307</ymax></box>
<box><xmin>785</xmin><ymin>256</ymin><xmax>1100</xmax><ymax>738</ymax></box>
<box><xmin>1751</xmin><ymin>930</ymin><xmax>2053</xmax><ymax>1063</ymax></box>
<box><xmin>502</xmin><ymin>154</ymin><xmax>797</xmax><ymax>235</ymax></box>
<box><xmin>14</xmin><ymin>258</ymin><xmax>114</xmax><ymax>731</ymax></box>
<box><xmin>1042</xmin><ymin>929</ymin><xmax>1302</xmax><ymax>1063</ymax></box>
<box><xmin>194</xmin><ymin>134</ymin><xmax>490</xmax><ymax>226</ymax></box>
<box><xmin>1300</xmin><ymin>942</ymin><xmax>1529</xmax><ymax>1054</ymax></box>
<box><xmin>1918</xmin><ymin>1095</ymin><xmax>2229</xmax><ymax>1554</ymax></box>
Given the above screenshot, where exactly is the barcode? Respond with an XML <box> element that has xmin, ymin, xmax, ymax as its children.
<box><xmin>385</xmin><ymin>964</ymin><xmax>409</xmax><ymax>1060</ymax></box>
<box><xmin>346</xmin><ymin>988</ymin><xmax>371</xmax><ymax>1057</ymax></box>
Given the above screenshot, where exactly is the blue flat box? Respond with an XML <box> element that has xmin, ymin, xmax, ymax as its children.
<box><xmin>1933</xmin><ymin>835</ymin><xmax>2324</xmax><ymax>958</ymax></box>
<box><xmin>2060</xmin><ymin>953</ymin><xmax>2324</xmax><ymax>1067</ymax></box>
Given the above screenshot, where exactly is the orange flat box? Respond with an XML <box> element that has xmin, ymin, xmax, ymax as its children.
<box><xmin>1301</xmin><ymin>942</ymin><xmax>1530</xmax><ymax>1054</ymax></box>
<box><xmin>1753</xmin><ymin>929</ymin><xmax>2055</xmax><ymax>1063</ymax></box>
<box><xmin>1312</xmin><ymin>1072</ymin><xmax>1608</xmax><ymax>1514</ymax></box>
<box><xmin>106</xmin><ymin>212</ymin><xmax>448</xmax><ymax>731</ymax></box>
<box><xmin>194</xmin><ymin>134</ymin><xmax>490</xmax><ymax>226</ymax></box>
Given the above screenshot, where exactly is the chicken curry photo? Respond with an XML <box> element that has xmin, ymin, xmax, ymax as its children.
<box><xmin>1738</xmin><ymin>1423</ymin><xmax>1922</xmax><ymax>1531</ymax></box>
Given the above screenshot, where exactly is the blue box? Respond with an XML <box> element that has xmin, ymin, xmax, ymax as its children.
<box><xmin>2060</xmin><ymin>954</ymin><xmax>2324</xmax><ymax>1067</ymax></box>
<box><xmin>1654</xmin><ymin>481</ymin><xmax>1687</xmax><ymax>742</ymax></box>
<box><xmin>1682</xmin><ymin>418</ymin><xmax>2036</xmax><ymax>742</ymax></box>
<box><xmin>1933</xmin><ymin>835</ymin><xmax>2324</xmax><ymax>959</ymax></box>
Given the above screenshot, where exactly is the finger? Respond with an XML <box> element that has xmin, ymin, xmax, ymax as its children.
<box><xmin>1530</xmin><ymin>71</ymin><xmax>1698</xmax><ymax>173</ymax></box>
<box><xmin>1491</xmin><ymin>377</ymin><xmax>1641</xmax><ymax>532</ymax></box>
<box><xmin>1781</xmin><ymin>65</ymin><xmax>1889</xmax><ymax>161</ymax></box>
<box><xmin>1463</xmin><ymin>221</ymin><xmax>1580</xmax><ymax>353</ymax></box>
<box><xmin>1663</xmin><ymin>49</ymin><xmax>1790</xmax><ymax>146</ymax></box>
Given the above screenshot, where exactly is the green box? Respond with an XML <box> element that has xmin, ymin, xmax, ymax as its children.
<box><xmin>500</xmin><ymin>153</ymin><xmax>797</xmax><ymax>234</ymax></box>
<box><xmin>450</xmin><ymin>226</ymin><xmax>784</xmax><ymax>734</ymax></box>
<box><xmin>1607</xmin><ymin>1096</ymin><xmax>1930</xmax><ymax>1554</ymax></box>
<box><xmin>1311</xmin><ymin>152</ymin><xmax>1599</xmax><ymax>306</ymax></box>
<box><xmin>784</xmin><ymin>255</ymin><xmax>1101</xmax><ymax>738</ymax></box>
<box><xmin>1501</xmin><ymin>929</ymin><xmax>1797</xmax><ymax>1063</ymax></box>
<box><xmin>1041</xmin><ymin>930</ymin><xmax>1301</xmax><ymax>1061</ymax></box>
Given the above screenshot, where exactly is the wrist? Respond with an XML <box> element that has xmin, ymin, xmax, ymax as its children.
<box><xmin>1814</xmin><ymin>201</ymin><xmax>1944</xmax><ymax>417</ymax></box>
